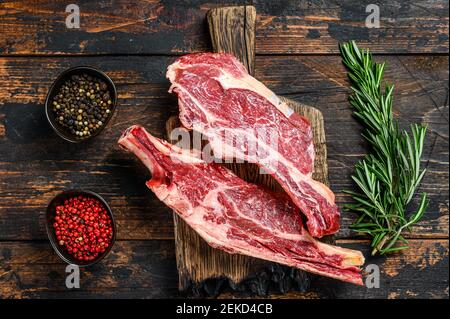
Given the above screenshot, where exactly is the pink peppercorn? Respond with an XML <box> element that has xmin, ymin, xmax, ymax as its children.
<box><xmin>52</xmin><ymin>195</ymin><xmax>113</xmax><ymax>261</ymax></box>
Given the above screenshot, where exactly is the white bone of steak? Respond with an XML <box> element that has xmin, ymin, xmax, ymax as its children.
<box><xmin>166</xmin><ymin>53</ymin><xmax>339</xmax><ymax>238</ymax></box>
<box><xmin>118</xmin><ymin>125</ymin><xmax>364</xmax><ymax>285</ymax></box>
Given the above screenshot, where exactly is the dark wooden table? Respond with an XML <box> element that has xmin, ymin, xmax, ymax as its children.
<box><xmin>0</xmin><ymin>0</ymin><xmax>448</xmax><ymax>299</ymax></box>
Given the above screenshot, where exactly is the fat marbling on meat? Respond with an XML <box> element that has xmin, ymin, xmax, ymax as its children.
<box><xmin>119</xmin><ymin>125</ymin><xmax>364</xmax><ymax>285</ymax></box>
<box><xmin>167</xmin><ymin>53</ymin><xmax>339</xmax><ymax>238</ymax></box>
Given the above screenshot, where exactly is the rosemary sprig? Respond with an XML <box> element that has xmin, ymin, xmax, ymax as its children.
<box><xmin>339</xmin><ymin>41</ymin><xmax>429</xmax><ymax>256</ymax></box>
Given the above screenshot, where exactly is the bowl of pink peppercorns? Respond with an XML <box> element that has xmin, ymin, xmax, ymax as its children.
<box><xmin>46</xmin><ymin>190</ymin><xmax>116</xmax><ymax>266</ymax></box>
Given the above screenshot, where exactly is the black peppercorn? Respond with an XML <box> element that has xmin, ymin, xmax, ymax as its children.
<box><xmin>51</xmin><ymin>73</ymin><xmax>114</xmax><ymax>139</ymax></box>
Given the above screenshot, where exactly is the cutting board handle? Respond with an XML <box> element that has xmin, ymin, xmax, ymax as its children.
<box><xmin>207</xmin><ymin>5</ymin><xmax>256</xmax><ymax>75</ymax></box>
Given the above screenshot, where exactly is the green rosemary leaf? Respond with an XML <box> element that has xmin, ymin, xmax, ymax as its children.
<box><xmin>382</xmin><ymin>246</ymin><xmax>410</xmax><ymax>254</ymax></box>
<box><xmin>340</xmin><ymin>41</ymin><xmax>428</xmax><ymax>255</ymax></box>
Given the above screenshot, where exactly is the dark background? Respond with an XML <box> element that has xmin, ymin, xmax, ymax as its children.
<box><xmin>0</xmin><ymin>0</ymin><xmax>448</xmax><ymax>298</ymax></box>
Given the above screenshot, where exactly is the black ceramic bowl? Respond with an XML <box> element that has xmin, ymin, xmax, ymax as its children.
<box><xmin>45</xmin><ymin>190</ymin><xmax>116</xmax><ymax>267</ymax></box>
<box><xmin>45</xmin><ymin>66</ymin><xmax>117</xmax><ymax>143</ymax></box>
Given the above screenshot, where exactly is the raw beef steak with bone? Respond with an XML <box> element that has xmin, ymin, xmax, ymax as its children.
<box><xmin>167</xmin><ymin>53</ymin><xmax>339</xmax><ymax>238</ymax></box>
<box><xmin>119</xmin><ymin>125</ymin><xmax>364</xmax><ymax>285</ymax></box>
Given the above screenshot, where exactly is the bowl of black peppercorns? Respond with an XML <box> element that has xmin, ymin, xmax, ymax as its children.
<box><xmin>45</xmin><ymin>66</ymin><xmax>117</xmax><ymax>142</ymax></box>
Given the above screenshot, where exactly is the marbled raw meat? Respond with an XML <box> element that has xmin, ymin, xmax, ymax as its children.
<box><xmin>167</xmin><ymin>53</ymin><xmax>339</xmax><ymax>237</ymax></box>
<box><xmin>119</xmin><ymin>125</ymin><xmax>364</xmax><ymax>285</ymax></box>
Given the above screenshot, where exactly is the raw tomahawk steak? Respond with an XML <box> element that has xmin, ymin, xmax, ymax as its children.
<box><xmin>167</xmin><ymin>53</ymin><xmax>339</xmax><ymax>238</ymax></box>
<box><xmin>119</xmin><ymin>125</ymin><xmax>364</xmax><ymax>285</ymax></box>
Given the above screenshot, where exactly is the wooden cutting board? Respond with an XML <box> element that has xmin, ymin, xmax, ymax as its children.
<box><xmin>166</xmin><ymin>5</ymin><xmax>332</xmax><ymax>296</ymax></box>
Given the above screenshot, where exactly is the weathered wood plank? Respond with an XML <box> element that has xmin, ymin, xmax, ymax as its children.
<box><xmin>0</xmin><ymin>0</ymin><xmax>448</xmax><ymax>55</ymax></box>
<box><xmin>0</xmin><ymin>240</ymin><xmax>179</xmax><ymax>298</ymax></box>
<box><xmin>0</xmin><ymin>239</ymin><xmax>447</xmax><ymax>298</ymax></box>
<box><xmin>0</xmin><ymin>55</ymin><xmax>447</xmax><ymax>241</ymax></box>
